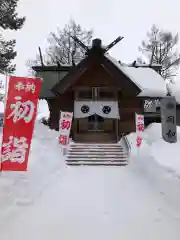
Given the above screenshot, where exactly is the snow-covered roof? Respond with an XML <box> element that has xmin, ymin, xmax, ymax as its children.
<box><xmin>132</xmin><ymin>63</ymin><xmax>162</xmax><ymax>67</ymax></box>
<box><xmin>167</xmin><ymin>82</ymin><xmax>180</xmax><ymax>104</ymax></box>
<box><xmin>105</xmin><ymin>54</ymin><xmax>167</xmax><ymax>97</ymax></box>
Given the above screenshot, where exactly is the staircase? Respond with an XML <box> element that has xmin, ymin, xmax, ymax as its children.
<box><xmin>66</xmin><ymin>143</ymin><xmax>129</xmax><ymax>166</ymax></box>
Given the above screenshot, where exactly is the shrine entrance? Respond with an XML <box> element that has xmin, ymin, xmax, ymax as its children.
<box><xmin>73</xmin><ymin>103</ymin><xmax>119</xmax><ymax>143</ymax></box>
<box><xmin>73</xmin><ymin>118</ymin><xmax>117</xmax><ymax>143</ymax></box>
<box><xmin>72</xmin><ymin>87</ymin><xmax>120</xmax><ymax>143</ymax></box>
<box><xmin>87</xmin><ymin>114</ymin><xmax>104</xmax><ymax>131</ymax></box>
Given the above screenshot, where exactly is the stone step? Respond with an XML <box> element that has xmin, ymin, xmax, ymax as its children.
<box><xmin>67</xmin><ymin>155</ymin><xmax>128</xmax><ymax>159</ymax></box>
<box><xmin>66</xmin><ymin>161</ymin><xmax>128</xmax><ymax>166</ymax></box>
<box><xmin>66</xmin><ymin>154</ymin><xmax>128</xmax><ymax>159</ymax></box>
<box><xmin>66</xmin><ymin>143</ymin><xmax>129</xmax><ymax>167</ymax></box>
<box><xmin>70</xmin><ymin>143</ymin><xmax>121</xmax><ymax>146</ymax></box>
<box><xmin>70</xmin><ymin>146</ymin><xmax>123</xmax><ymax>149</ymax></box>
<box><xmin>69</xmin><ymin>146</ymin><xmax>123</xmax><ymax>150</ymax></box>
<box><xmin>69</xmin><ymin>146</ymin><xmax>123</xmax><ymax>149</ymax></box>
<box><xmin>66</xmin><ymin>159</ymin><xmax>128</xmax><ymax>162</ymax></box>
<box><xmin>69</xmin><ymin>148</ymin><xmax>124</xmax><ymax>152</ymax></box>
<box><xmin>67</xmin><ymin>151</ymin><xmax>127</xmax><ymax>156</ymax></box>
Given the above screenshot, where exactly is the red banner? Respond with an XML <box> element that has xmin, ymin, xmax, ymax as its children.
<box><xmin>59</xmin><ymin>111</ymin><xmax>73</xmax><ymax>148</ymax></box>
<box><xmin>135</xmin><ymin>113</ymin><xmax>144</xmax><ymax>148</ymax></box>
<box><xmin>0</xmin><ymin>76</ymin><xmax>41</xmax><ymax>171</ymax></box>
<box><xmin>136</xmin><ymin>136</ymin><xmax>142</xmax><ymax>147</ymax></box>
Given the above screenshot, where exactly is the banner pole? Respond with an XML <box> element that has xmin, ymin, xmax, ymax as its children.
<box><xmin>0</xmin><ymin>70</ymin><xmax>8</xmax><ymax>172</ymax></box>
<box><xmin>4</xmin><ymin>72</ymin><xmax>8</xmax><ymax>105</ymax></box>
<box><xmin>0</xmin><ymin>69</ymin><xmax>8</xmax><ymax>111</ymax></box>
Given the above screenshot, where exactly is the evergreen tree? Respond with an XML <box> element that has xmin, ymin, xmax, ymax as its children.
<box><xmin>0</xmin><ymin>0</ymin><xmax>25</xmax><ymax>73</ymax></box>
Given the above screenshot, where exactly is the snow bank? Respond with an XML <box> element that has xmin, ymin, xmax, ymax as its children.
<box><xmin>127</xmin><ymin>123</ymin><xmax>180</xmax><ymax>211</ymax></box>
<box><xmin>145</xmin><ymin>124</ymin><xmax>180</xmax><ymax>174</ymax></box>
<box><xmin>167</xmin><ymin>81</ymin><xmax>180</xmax><ymax>104</ymax></box>
<box><xmin>128</xmin><ymin>123</ymin><xmax>180</xmax><ymax>175</ymax></box>
<box><xmin>36</xmin><ymin>99</ymin><xmax>49</xmax><ymax>120</ymax></box>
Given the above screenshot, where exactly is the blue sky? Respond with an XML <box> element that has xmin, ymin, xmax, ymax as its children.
<box><xmin>3</xmin><ymin>0</ymin><xmax>180</xmax><ymax>79</ymax></box>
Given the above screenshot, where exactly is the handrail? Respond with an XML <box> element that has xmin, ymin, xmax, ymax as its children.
<box><xmin>120</xmin><ymin>133</ymin><xmax>131</xmax><ymax>157</ymax></box>
<box><xmin>124</xmin><ymin>135</ymin><xmax>131</xmax><ymax>154</ymax></box>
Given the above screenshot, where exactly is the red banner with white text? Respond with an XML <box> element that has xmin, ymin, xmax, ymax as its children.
<box><xmin>0</xmin><ymin>76</ymin><xmax>41</xmax><ymax>171</ymax></box>
<box><xmin>135</xmin><ymin>113</ymin><xmax>144</xmax><ymax>148</ymax></box>
<box><xmin>59</xmin><ymin>111</ymin><xmax>73</xmax><ymax>148</ymax></box>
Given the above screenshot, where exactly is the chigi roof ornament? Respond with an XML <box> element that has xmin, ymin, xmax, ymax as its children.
<box><xmin>71</xmin><ymin>35</ymin><xmax>124</xmax><ymax>55</ymax></box>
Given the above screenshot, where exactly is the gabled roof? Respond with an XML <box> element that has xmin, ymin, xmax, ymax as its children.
<box><xmin>32</xmin><ymin>65</ymin><xmax>71</xmax><ymax>72</ymax></box>
<box><xmin>51</xmin><ymin>52</ymin><xmax>167</xmax><ymax>98</ymax></box>
<box><xmin>51</xmin><ymin>53</ymin><xmax>142</xmax><ymax>95</ymax></box>
<box><xmin>51</xmin><ymin>55</ymin><xmax>92</xmax><ymax>95</ymax></box>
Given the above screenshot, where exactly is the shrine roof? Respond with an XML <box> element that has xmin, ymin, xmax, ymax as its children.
<box><xmin>105</xmin><ymin>54</ymin><xmax>167</xmax><ymax>97</ymax></box>
<box><xmin>32</xmin><ymin>65</ymin><xmax>71</xmax><ymax>72</ymax></box>
<box><xmin>32</xmin><ymin>53</ymin><xmax>168</xmax><ymax>99</ymax></box>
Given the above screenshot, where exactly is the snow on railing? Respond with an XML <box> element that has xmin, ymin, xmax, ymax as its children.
<box><xmin>120</xmin><ymin>134</ymin><xmax>131</xmax><ymax>157</ymax></box>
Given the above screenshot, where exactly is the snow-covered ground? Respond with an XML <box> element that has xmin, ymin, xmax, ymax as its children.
<box><xmin>1</xmin><ymin>102</ymin><xmax>180</xmax><ymax>239</ymax></box>
<box><xmin>127</xmin><ymin>123</ymin><xmax>180</xmax><ymax>175</ymax></box>
<box><xmin>127</xmin><ymin>123</ymin><xmax>180</xmax><ymax>217</ymax></box>
<box><xmin>0</xmin><ymin>122</ymin><xmax>63</xmax><ymax>229</ymax></box>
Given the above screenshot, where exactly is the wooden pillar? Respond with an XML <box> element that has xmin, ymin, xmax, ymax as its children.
<box><xmin>115</xmin><ymin>118</ymin><xmax>120</xmax><ymax>142</ymax></box>
<box><xmin>72</xmin><ymin>119</ymin><xmax>78</xmax><ymax>142</ymax></box>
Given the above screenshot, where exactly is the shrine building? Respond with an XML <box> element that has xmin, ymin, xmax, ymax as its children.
<box><xmin>32</xmin><ymin>37</ymin><xmax>167</xmax><ymax>143</ymax></box>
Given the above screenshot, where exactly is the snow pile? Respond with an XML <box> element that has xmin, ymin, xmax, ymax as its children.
<box><xmin>167</xmin><ymin>81</ymin><xmax>180</xmax><ymax>104</ymax></box>
<box><xmin>37</xmin><ymin>99</ymin><xmax>49</xmax><ymax>120</ymax></box>
<box><xmin>144</xmin><ymin>124</ymin><xmax>180</xmax><ymax>175</ymax></box>
<box><xmin>128</xmin><ymin>123</ymin><xmax>180</xmax><ymax>175</ymax></box>
<box><xmin>127</xmin><ymin>123</ymin><xmax>180</xmax><ymax>211</ymax></box>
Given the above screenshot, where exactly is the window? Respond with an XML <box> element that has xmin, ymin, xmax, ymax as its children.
<box><xmin>98</xmin><ymin>90</ymin><xmax>115</xmax><ymax>99</ymax></box>
<box><xmin>97</xmin><ymin>87</ymin><xmax>116</xmax><ymax>99</ymax></box>
<box><xmin>76</xmin><ymin>87</ymin><xmax>116</xmax><ymax>100</ymax></box>
<box><xmin>77</xmin><ymin>89</ymin><xmax>92</xmax><ymax>99</ymax></box>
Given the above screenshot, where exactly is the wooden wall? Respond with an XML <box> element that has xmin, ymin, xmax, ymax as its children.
<box><xmin>47</xmin><ymin>90</ymin><xmax>74</xmax><ymax>130</ymax></box>
<box><xmin>47</xmin><ymin>64</ymin><xmax>144</xmax><ymax>139</ymax></box>
<box><xmin>118</xmin><ymin>98</ymin><xmax>144</xmax><ymax>135</ymax></box>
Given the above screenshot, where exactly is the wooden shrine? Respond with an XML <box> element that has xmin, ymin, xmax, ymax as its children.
<box><xmin>32</xmin><ymin>36</ymin><xmax>167</xmax><ymax>143</ymax></box>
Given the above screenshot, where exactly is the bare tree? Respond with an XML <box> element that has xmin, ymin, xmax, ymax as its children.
<box><xmin>138</xmin><ymin>24</ymin><xmax>180</xmax><ymax>81</ymax></box>
<box><xmin>27</xmin><ymin>19</ymin><xmax>93</xmax><ymax>75</ymax></box>
<box><xmin>46</xmin><ymin>19</ymin><xmax>93</xmax><ymax>65</ymax></box>
<box><xmin>26</xmin><ymin>54</ymin><xmax>42</xmax><ymax>76</ymax></box>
